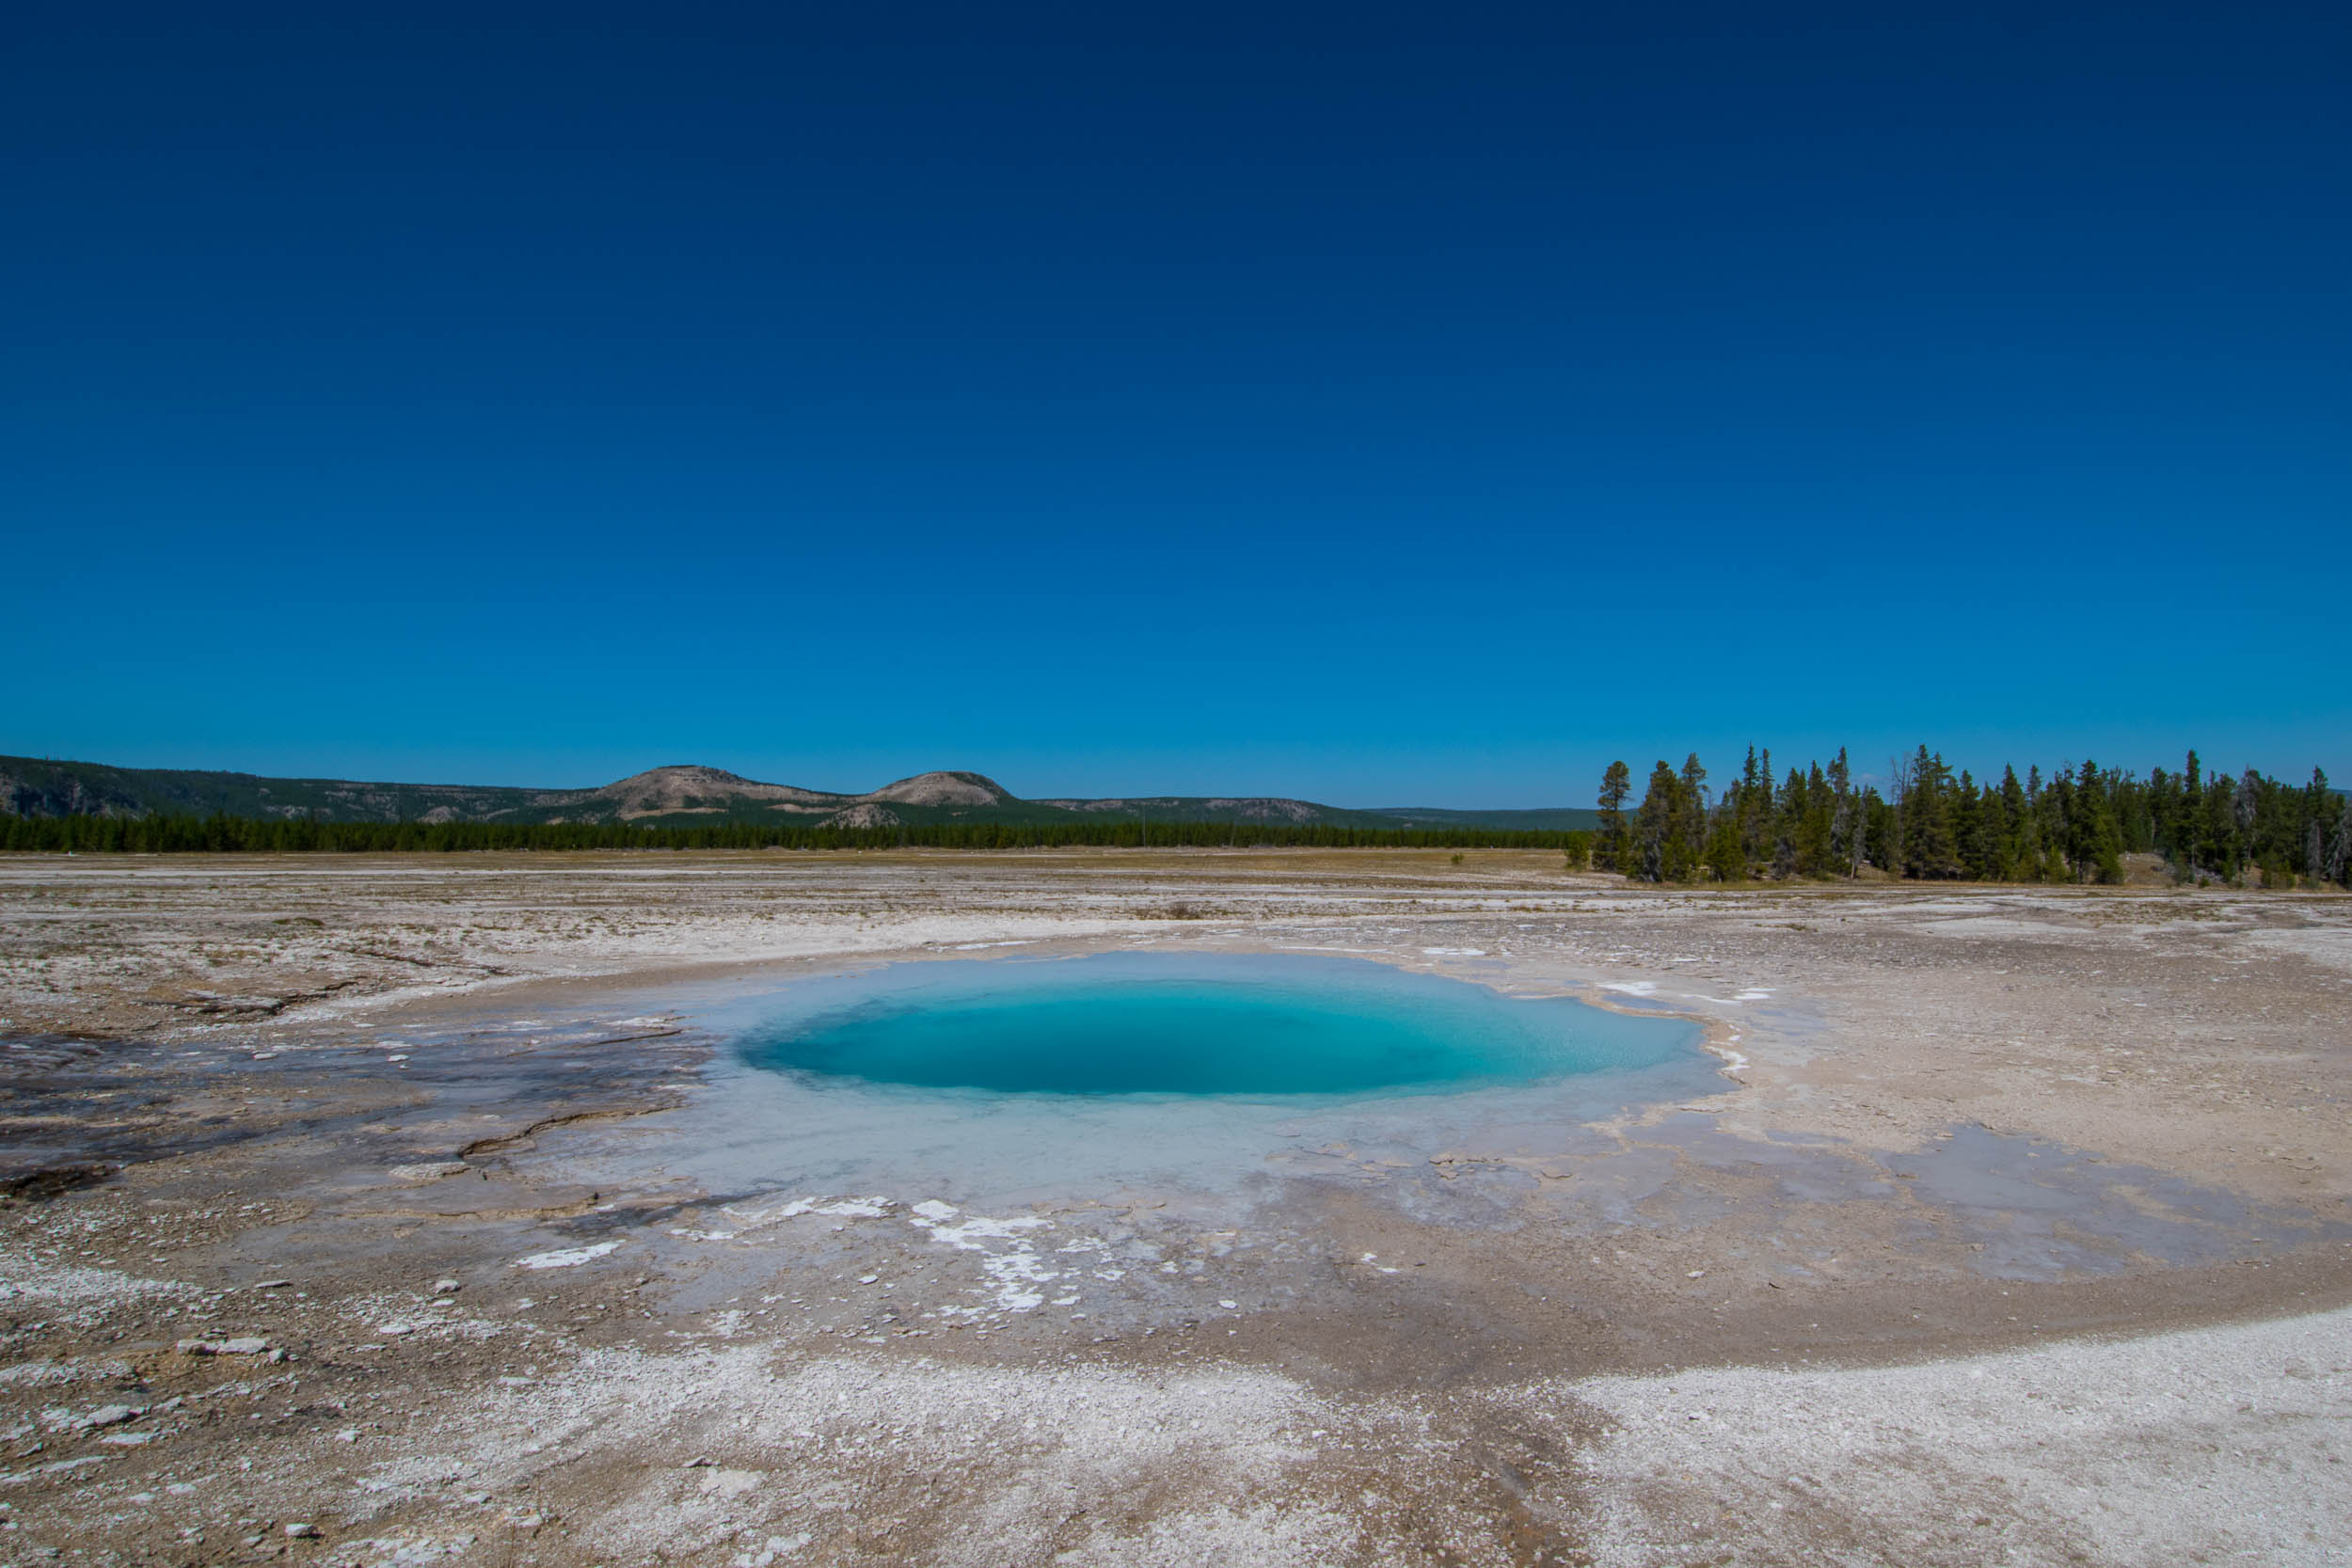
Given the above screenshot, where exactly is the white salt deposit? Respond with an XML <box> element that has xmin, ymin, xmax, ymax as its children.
<box><xmin>514</xmin><ymin>1242</ymin><xmax>622</xmax><ymax>1270</ymax></box>
<box><xmin>910</xmin><ymin>1208</ymin><xmax>1058</xmax><ymax>1312</ymax></box>
<box><xmin>1553</xmin><ymin>1304</ymin><xmax>2352</xmax><ymax>1568</ymax></box>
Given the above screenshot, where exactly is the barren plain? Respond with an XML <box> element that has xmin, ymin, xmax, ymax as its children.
<box><xmin>1</xmin><ymin>850</ymin><xmax>2346</xmax><ymax>1567</ymax></box>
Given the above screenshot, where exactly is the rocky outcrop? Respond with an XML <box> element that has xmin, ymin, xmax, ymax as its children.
<box><xmin>863</xmin><ymin>771</ymin><xmax>1012</xmax><ymax>808</ymax></box>
<box><xmin>548</xmin><ymin>766</ymin><xmax>845</xmax><ymax>820</ymax></box>
<box><xmin>821</xmin><ymin>802</ymin><xmax>903</xmax><ymax>829</ymax></box>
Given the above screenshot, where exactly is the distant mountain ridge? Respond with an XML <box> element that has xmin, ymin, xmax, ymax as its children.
<box><xmin>0</xmin><ymin>754</ymin><xmax>1598</xmax><ymax>832</ymax></box>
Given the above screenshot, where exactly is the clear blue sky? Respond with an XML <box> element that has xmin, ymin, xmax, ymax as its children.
<box><xmin>7</xmin><ymin>5</ymin><xmax>2345</xmax><ymax>805</ymax></box>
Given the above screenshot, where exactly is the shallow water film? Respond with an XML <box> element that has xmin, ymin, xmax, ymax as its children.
<box><xmin>737</xmin><ymin>952</ymin><xmax>1689</xmax><ymax>1097</ymax></box>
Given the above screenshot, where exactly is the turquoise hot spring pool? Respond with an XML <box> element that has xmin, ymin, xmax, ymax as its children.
<box><xmin>736</xmin><ymin>952</ymin><xmax>1692</xmax><ymax>1098</ymax></box>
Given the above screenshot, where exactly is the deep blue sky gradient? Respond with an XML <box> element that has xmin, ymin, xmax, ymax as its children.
<box><xmin>6</xmin><ymin>5</ymin><xmax>2346</xmax><ymax>803</ymax></box>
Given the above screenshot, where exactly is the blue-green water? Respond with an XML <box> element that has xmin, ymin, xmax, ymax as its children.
<box><xmin>738</xmin><ymin>953</ymin><xmax>1689</xmax><ymax>1098</ymax></box>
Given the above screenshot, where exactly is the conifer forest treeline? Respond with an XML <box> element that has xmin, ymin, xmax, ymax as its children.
<box><xmin>4</xmin><ymin>746</ymin><xmax>2345</xmax><ymax>889</ymax></box>
<box><xmin>1590</xmin><ymin>746</ymin><xmax>2348</xmax><ymax>887</ymax></box>
<box><xmin>0</xmin><ymin>816</ymin><xmax>1571</xmax><ymax>856</ymax></box>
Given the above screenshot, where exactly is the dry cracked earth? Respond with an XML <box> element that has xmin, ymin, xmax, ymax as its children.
<box><xmin>0</xmin><ymin>850</ymin><xmax>2346</xmax><ymax>1568</ymax></box>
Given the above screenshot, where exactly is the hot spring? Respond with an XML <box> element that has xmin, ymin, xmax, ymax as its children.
<box><xmin>580</xmin><ymin>952</ymin><xmax>1715</xmax><ymax>1207</ymax></box>
<box><xmin>737</xmin><ymin>952</ymin><xmax>1688</xmax><ymax>1097</ymax></box>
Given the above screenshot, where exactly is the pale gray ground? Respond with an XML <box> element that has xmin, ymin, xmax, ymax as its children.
<box><xmin>1</xmin><ymin>851</ymin><xmax>2346</xmax><ymax>1567</ymax></box>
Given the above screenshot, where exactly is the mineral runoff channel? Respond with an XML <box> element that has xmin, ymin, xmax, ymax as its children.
<box><xmin>1</xmin><ymin>847</ymin><xmax>2347</xmax><ymax>1566</ymax></box>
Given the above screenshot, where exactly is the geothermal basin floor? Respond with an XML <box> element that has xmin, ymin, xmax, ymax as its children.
<box><xmin>1</xmin><ymin>850</ymin><xmax>2347</xmax><ymax>1566</ymax></box>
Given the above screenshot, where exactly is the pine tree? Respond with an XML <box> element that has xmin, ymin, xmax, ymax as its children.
<box><xmin>1633</xmin><ymin>761</ymin><xmax>1680</xmax><ymax>882</ymax></box>
<box><xmin>2173</xmin><ymin>752</ymin><xmax>2192</xmax><ymax>879</ymax></box>
<box><xmin>1596</xmin><ymin>761</ymin><xmax>1632</xmax><ymax>872</ymax></box>
<box><xmin>1998</xmin><ymin>767</ymin><xmax>2027</xmax><ymax>879</ymax></box>
<box><xmin>2042</xmin><ymin>765</ymin><xmax>2076</xmax><ymax>881</ymax></box>
<box><xmin>1736</xmin><ymin>746</ymin><xmax>1767</xmax><ymax>864</ymax></box>
<box><xmin>2207</xmin><ymin>773</ymin><xmax>2241</xmax><ymax>878</ymax></box>
<box><xmin>1704</xmin><ymin>818</ymin><xmax>1747</xmax><ymax>882</ymax></box>
<box><xmin>1771</xmin><ymin>767</ymin><xmax>1803</xmax><ymax>879</ymax></box>
<box><xmin>1864</xmin><ymin>788</ymin><xmax>1896</xmax><ymax>871</ymax></box>
<box><xmin>1953</xmin><ymin>770</ymin><xmax>1989</xmax><ymax>879</ymax></box>
<box><xmin>2076</xmin><ymin>760</ymin><xmax>2124</xmax><ymax>884</ymax></box>
<box><xmin>1886</xmin><ymin>751</ymin><xmax>1917</xmax><ymax>876</ymax></box>
<box><xmin>1797</xmin><ymin>762</ymin><xmax>1836</xmax><ymax>877</ymax></box>
<box><xmin>1900</xmin><ymin>747</ymin><xmax>1959</xmax><ymax>879</ymax></box>
<box><xmin>1827</xmin><ymin>748</ymin><xmax>1856</xmax><ymax>873</ymax></box>
<box><xmin>2299</xmin><ymin>768</ymin><xmax>2331</xmax><ymax>880</ymax></box>
<box><xmin>2064</xmin><ymin>761</ymin><xmax>2098</xmax><ymax>879</ymax></box>
<box><xmin>2015</xmin><ymin>808</ymin><xmax>2045</xmax><ymax>882</ymax></box>
<box><xmin>1677</xmin><ymin>753</ymin><xmax>1710</xmax><ymax>875</ymax></box>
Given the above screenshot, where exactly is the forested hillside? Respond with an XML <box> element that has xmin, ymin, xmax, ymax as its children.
<box><xmin>0</xmin><ymin>754</ymin><xmax>1597</xmax><ymax>836</ymax></box>
<box><xmin>5</xmin><ymin>747</ymin><xmax>2340</xmax><ymax>885</ymax></box>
